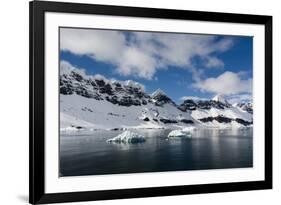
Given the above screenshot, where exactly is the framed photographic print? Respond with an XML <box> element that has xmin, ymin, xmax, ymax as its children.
<box><xmin>29</xmin><ymin>0</ymin><xmax>272</xmax><ymax>204</ymax></box>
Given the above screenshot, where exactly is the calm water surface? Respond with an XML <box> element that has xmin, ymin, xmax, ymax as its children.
<box><xmin>60</xmin><ymin>128</ymin><xmax>253</xmax><ymax>176</ymax></box>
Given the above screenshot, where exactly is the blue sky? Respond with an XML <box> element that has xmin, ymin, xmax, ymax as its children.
<box><xmin>60</xmin><ymin>28</ymin><xmax>253</xmax><ymax>103</ymax></box>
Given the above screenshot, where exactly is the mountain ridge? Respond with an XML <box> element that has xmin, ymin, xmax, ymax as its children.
<box><xmin>60</xmin><ymin>65</ymin><xmax>253</xmax><ymax>131</ymax></box>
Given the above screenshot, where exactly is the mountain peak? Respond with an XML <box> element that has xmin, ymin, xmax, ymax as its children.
<box><xmin>212</xmin><ymin>94</ymin><xmax>228</xmax><ymax>104</ymax></box>
<box><xmin>151</xmin><ymin>89</ymin><xmax>166</xmax><ymax>98</ymax></box>
<box><xmin>151</xmin><ymin>89</ymin><xmax>175</xmax><ymax>106</ymax></box>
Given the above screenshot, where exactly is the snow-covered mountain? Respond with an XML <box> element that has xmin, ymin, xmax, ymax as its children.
<box><xmin>60</xmin><ymin>65</ymin><xmax>253</xmax><ymax>131</ymax></box>
<box><xmin>233</xmin><ymin>102</ymin><xmax>253</xmax><ymax>114</ymax></box>
<box><xmin>179</xmin><ymin>96</ymin><xmax>252</xmax><ymax>127</ymax></box>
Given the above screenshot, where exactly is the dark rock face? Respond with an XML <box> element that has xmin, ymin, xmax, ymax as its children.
<box><xmin>197</xmin><ymin>100</ymin><xmax>212</xmax><ymax>110</ymax></box>
<box><xmin>99</xmin><ymin>83</ymin><xmax>113</xmax><ymax>95</ymax></box>
<box><xmin>114</xmin><ymin>83</ymin><xmax>123</xmax><ymax>92</ymax></box>
<box><xmin>60</xmin><ymin>70</ymin><xmax>150</xmax><ymax>107</ymax></box>
<box><xmin>60</xmin><ymin>77</ymin><xmax>74</xmax><ymax>95</ymax></box>
<box><xmin>159</xmin><ymin>118</ymin><xmax>178</xmax><ymax>124</ymax></box>
<box><xmin>199</xmin><ymin>115</ymin><xmax>252</xmax><ymax>126</ymax></box>
<box><xmin>180</xmin><ymin>119</ymin><xmax>194</xmax><ymax>124</ymax></box>
<box><xmin>71</xmin><ymin>72</ymin><xmax>83</xmax><ymax>82</ymax></box>
<box><xmin>151</xmin><ymin>90</ymin><xmax>175</xmax><ymax>106</ymax></box>
<box><xmin>199</xmin><ymin>116</ymin><xmax>232</xmax><ymax>123</ymax></box>
<box><xmin>74</xmin><ymin>86</ymin><xmax>93</xmax><ymax>98</ymax></box>
<box><xmin>134</xmin><ymin>100</ymin><xmax>141</xmax><ymax>106</ymax></box>
<box><xmin>235</xmin><ymin>118</ymin><xmax>252</xmax><ymax>126</ymax></box>
<box><xmin>117</xmin><ymin>96</ymin><xmax>141</xmax><ymax>106</ymax></box>
<box><xmin>95</xmin><ymin>79</ymin><xmax>105</xmax><ymax>87</ymax></box>
<box><xmin>143</xmin><ymin>117</ymin><xmax>150</xmax><ymax>121</ymax></box>
<box><xmin>60</xmin><ymin>85</ymin><xmax>73</xmax><ymax>95</ymax></box>
<box><xmin>179</xmin><ymin>99</ymin><xmax>231</xmax><ymax>112</ymax></box>
<box><xmin>142</xmin><ymin>100</ymin><xmax>147</xmax><ymax>105</ymax></box>
<box><xmin>71</xmin><ymin>125</ymin><xmax>83</xmax><ymax>129</ymax></box>
<box><xmin>154</xmin><ymin>95</ymin><xmax>173</xmax><ymax>106</ymax></box>
<box><xmin>106</xmin><ymin>96</ymin><xmax>118</xmax><ymax>104</ymax></box>
<box><xmin>111</xmin><ymin>128</ymin><xmax>120</xmax><ymax>131</ymax></box>
<box><xmin>199</xmin><ymin>117</ymin><xmax>215</xmax><ymax>123</ymax></box>
<box><xmin>118</xmin><ymin>96</ymin><xmax>134</xmax><ymax>106</ymax></box>
<box><xmin>214</xmin><ymin>115</ymin><xmax>232</xmax><ymax>123</ymax></box>
<box><xmin>209</xmin><ymin>100</ymin><xmax>230</xmax><ymax>109</ymax></box>
<box><xmin>178</xmin><ymin>100</ymin><xmax>197</xmax><ymax>111</ymax></box>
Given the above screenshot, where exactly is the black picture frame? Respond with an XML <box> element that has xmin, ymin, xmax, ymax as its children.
<box><xmin>29</xmin><ymin>1</ymin><xmax>272</xmax><ymax>204</ymax></box>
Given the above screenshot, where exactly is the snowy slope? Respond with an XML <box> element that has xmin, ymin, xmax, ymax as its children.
<box><xmin>60</xmin><ymin>94</ymin><xmax>194</xmax><ymax>130</ymax></box>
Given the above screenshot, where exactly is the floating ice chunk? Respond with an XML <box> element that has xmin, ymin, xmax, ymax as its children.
<box><xmin>168</xmin><ymin>126</ymin><xmax>196</xmax><ymax>138</ymax></box>
<box><xmin>168</xmin><ymin>129</ymin><xmax>192</xmax><ymax>138</ymax></box>
<box><xmin>107</xmin><ymin>131</ymin><xmax>146</xmax><ymax>143</ymax></box>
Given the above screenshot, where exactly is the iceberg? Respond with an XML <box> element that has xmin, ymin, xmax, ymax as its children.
<box><xmin>168</xmin><ymin>128</ymin><xmax>195</xmax><ymax>138</ymax></box>
<box><xmin>107</xmin><ymin>131</ymin><xmax>146</xmax><ymax>143</ymax></box>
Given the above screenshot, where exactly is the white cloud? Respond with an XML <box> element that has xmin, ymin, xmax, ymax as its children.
<box><xmin>60</xmin><ymin>28</ymin><xmax>234</xmax><ymax>80</ymax></box>
<box><xmin>204</xmin><ymin>56</ymin><xmax>224</xmax><ymax>68</ymax></box>
<box><xmin>60</xmin><ymin>60</ymin><xmax>87</xmax><ymax>77</ymax></box>
<box><xmin>60</xmin><ymin>29</ymin><xmax>126</xmax><ymax>63</ymax></box>
<box><xmin>118</xmin><ymin>46</ymin><xmax>157</xmax><ymax>79</ymax></box>
<box><xmin>193</xmin><ymin>71</ymin><xmax>252</xmax><ymax>95</ymax></box>
<box><xmin>180</xmin><ymin>96</ymin><xmax>208</xmax><ymax>101</ymax></box>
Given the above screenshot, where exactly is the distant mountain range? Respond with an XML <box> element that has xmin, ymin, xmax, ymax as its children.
<box><xmin>60</xmin><ymin>66</ymin><xmax>253</xmax><ymax>131</ymax></box>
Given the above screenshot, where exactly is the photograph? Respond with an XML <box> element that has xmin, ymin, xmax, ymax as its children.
<box><xmin>59</xmin><ymin>27</ymin><xmax>253</xmax><ymax>177</ymax></box>
<box><xmin>28</xmin><ymin>1</ymin><xmax>272</xmax><ymax>203</ymax></box>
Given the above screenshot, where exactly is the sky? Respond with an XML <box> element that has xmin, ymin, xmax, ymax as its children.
<box><xmin>60</xmin><ymin>27</ymin><xmax>253</xmax><ymax>104</ymax></box>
